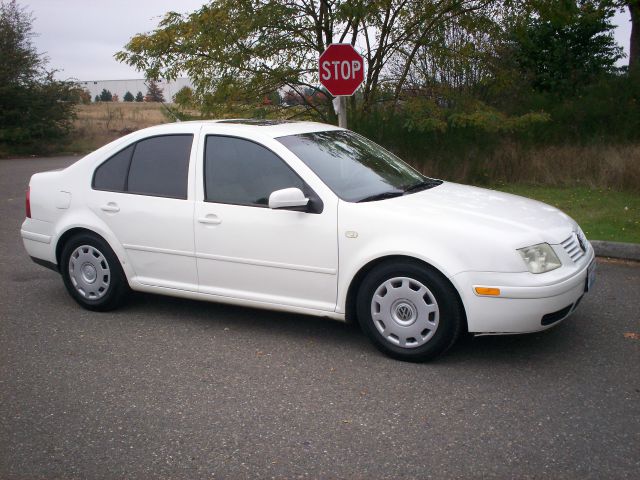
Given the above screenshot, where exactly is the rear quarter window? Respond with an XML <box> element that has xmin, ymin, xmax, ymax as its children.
<box><xmin>93</xmin><ymin>144</ymin><xmax>134</xmax><ymax>192</ymax></box>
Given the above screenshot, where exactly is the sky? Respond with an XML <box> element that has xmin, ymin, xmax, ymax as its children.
<box><xmin>25</xmin><ymin>0</ymin><xmax>634</xmax><ymax>81</ymax></box>
<box><xmin>28</xmin><ymin>0</ymin><xmax>206</xmax><ymax>80</ymax></box>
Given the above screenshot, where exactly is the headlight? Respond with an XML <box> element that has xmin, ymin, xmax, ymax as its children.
<box><xmin>518</xmin><ymin>243</ymin><xmax>561</xmax><ymax>274</ymax></box>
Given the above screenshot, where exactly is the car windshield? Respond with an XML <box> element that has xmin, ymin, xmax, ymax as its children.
<box><xmin>277</xmin><ymin>130</ymin><xmax>440</xmax><ymax>202</ymax></box>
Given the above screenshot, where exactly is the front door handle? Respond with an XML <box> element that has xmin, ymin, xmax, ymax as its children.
<box><xmin>101</xmin><ymin>202</ymin><xmax>120</xmax><ymax>213</ymax></box>
<box><xmin>198</xmin><ymin>214</ymin><xmax>222</xmax><ymax>225</ymax></box>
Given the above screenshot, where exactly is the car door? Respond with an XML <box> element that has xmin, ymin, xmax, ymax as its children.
<box><xmin>194</xmin><ymin>133</ymin><xmax>338</xmax><ymax>312</ymax></box>
<box><xmin>90</xmin><ymin>132</ymin><xmax>198</xmax><ymax>291</ymax></box>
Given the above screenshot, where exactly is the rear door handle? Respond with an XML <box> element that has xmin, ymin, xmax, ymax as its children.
<box><xmin>101</xmin><ymin>202</ymin><xmax>120</xmax><ymax>213</ymax></box>
<box><xmin>198</xmin><ymin>214</ymin><xmax>222</xmax><ymax>225</ymax></box>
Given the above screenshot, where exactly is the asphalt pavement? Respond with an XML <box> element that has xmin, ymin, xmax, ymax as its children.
<box><xmin>1</xmin><ymin>156</ymin><xmax>639</xmax><ymax>479</ymax></box>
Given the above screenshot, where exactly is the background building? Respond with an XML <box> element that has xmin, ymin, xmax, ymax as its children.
<box><xmin>78</xmin><ymin>78</ymin><xmax>192</xmax><ymax>102</ymax></box>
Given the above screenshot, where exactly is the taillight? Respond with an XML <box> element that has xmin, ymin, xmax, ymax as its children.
<box><xmin>26</xmin><ymin>186</ymin><xmax>31</xmax><ymax>218</ymax></box>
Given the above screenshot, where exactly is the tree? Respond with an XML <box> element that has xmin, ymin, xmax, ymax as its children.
<box><xmin>0</xmin><ymin>0</ymin><xmax>37</xmax><ymax>86</ymax></box>
<box><xmin>267</xmin><ymin>90</ymin><xmax>281</xmax><ymax>106</ymax></box>
<box><xmin>0</xmin><ymin>0</ymin><xmax>78</xmax><ymax>150</ymax></box>
<box><xmin>99</xmin><ymin>88</ymin><xmax>112</xmax><ymax>102</ymax></box>
<box><xmin>626</xmin><ymin>1</ymin><xmax>639</xmax><ymax>71</ymax></box>
<box><xmin>507</xmin><ymin>0</ymin><xmax>622</xmax><ymax>95</ymax></box>
<box><xmin>94</xmin><ymin>94</ymin><xmax>100</xmax><ymax>102</ymax></box>
<box><xmin>282</xmin><ymin>89</ymin><xmax>303</xmax><ymax>106</ymax></box>
<box><xmin>135</xmin><ymin>91</ymin><xmax>144</xmax><ymax>102</ymax></box>
<box><xmin>78</xmin><ymin>88</ymin><xmax>91</xmax><ymax>104</ymax></box>
<box><xmin>145</xmin><ymin>80</ymin><xmax>164</xmax><ymax>102</ymax></box>
<box><xmin>172</xmin><ymin>85</ymin><xmax>193</xmax><ymax>107</ymax></box>
<box><xmin>123</xmin><ymin>90</ymin><xmax>134</xmax><ymax>102</ymax></box>
<box><xmin>116</xmin><ymin>1</ymin><xmax>493</xmax><ymax>119</ymax></box>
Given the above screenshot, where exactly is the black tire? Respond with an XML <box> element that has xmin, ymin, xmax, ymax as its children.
<box><xmin>60</xmin><ymin>232</ymin><xmax>129</xmax><ymax>311</ymax></box>
<box><xmin>356</xmin><ymin>260</ymin><xmax>464</xmax><ymax>362</ymax></box>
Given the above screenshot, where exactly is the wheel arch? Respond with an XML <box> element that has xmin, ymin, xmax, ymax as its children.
<box><xmin>55</xmin><ymin>227</ymin><xmax>105</xmax><ymax>266</ymax></box>
<box><xmin>55</xmin><ymin>226</ymin><xmax>132</xmax><ymax>311</ymax></box>
<box><xmin>344</xmin><ymin>254</ymin><xmax>468</xmax><ymax>332</ymax></box>
<box><xmin>54</xmin><ymin>225</ymin><xmax>135</xmax><ymax>283</ymax></box>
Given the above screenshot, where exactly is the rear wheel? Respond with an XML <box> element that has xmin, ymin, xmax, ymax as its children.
<box><xmin>60</xmin><ymin>233</ymin><xmax>129</xmax><ymax>311</ymax></box>
<box><xmin>357</xmin><ymin>261</ymin><xmax>464</xmax><ymax>361</ymax></box>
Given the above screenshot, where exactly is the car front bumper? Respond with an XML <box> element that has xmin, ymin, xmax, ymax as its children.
<box><xmin>452</xmin><ymin>249</ymin><xmax>596</xmax><ymax>334</ymax></box>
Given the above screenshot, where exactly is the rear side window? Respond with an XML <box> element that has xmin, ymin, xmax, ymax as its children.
<box><xmin>204</xmin><ymin>136</ymin><xmax>304</xmax><ymax>206</ymax></box>
<box><xmin>128</xmin><ymin>135</ymin><xmax>192</xmax><ymax>199</ymax></box>
<box><xmin>93</xmin><ymin>134</ymin><xmax>193</xmax><ymax>199</ymax></box>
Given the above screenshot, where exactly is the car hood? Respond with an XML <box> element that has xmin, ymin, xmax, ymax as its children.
<box><xmin>377</xmin><ymin>182</ymin><xmax>575</xmax><ymax>246</ymax></box>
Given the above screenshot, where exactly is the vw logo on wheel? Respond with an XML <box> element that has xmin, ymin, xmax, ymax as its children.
<box><xmin>392</xmin><ymin>301</ymin><xmax>417</xmax><ymax>325</ymax></box>
<box><xmin>396</xmin><ymin>304</ymin><xmax>413</xmax><ymax>321</ymax></box>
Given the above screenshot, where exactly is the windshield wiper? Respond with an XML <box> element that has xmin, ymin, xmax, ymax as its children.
<box><xmin>403</xmin><ymin>179</ymin><xmax>442</xmax><ymax>194</ymax></box>
<box><xmin>357</xmin><ymin>191</ymin><xmax>404</xmax><ymax>203</ymax></box>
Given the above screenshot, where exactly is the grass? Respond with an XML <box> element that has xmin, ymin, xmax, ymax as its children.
<box><xmin>404</xmin><ymin>142</ymin><xmax>640</xmax><ymax>194</ymax></box>
<box><xmin>64</xmin><ymin>102</ymin><xmax>292</xmax><ymax>153</ymax></box>
<box><xmin>65</xmin><ymin>103</ymin><xmax>173</xmax><ymax>153</ymax></box>
<box><xmin>492</xmin><ymin>185</ymin><xmax>640</xmax><ymax>244</ymax></box>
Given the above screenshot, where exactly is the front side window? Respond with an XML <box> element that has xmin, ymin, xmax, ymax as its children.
<box><xmin>204</xmin><ymin>136</ymin><xmax>304</xmax><ymax>207</ymax></box>
<box><xmin>93</xmin><ymin>134</ymin><xmax>193</xmax><ymax>199</ymax></box>
<box><xmin>277</xmin><ymin>130</ymin><xmax>438</xmax><ymax>202</ymax></box>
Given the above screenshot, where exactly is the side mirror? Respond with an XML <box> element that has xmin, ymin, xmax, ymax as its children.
<box><xmin>268</xmin><ymin>187</ymin><xmax>309</xmax><ymax>210</ymax></box>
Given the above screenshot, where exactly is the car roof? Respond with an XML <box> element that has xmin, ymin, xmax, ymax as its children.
<box><xmin>145</xmin><ymin>119</ymin><xmax>343</xmax><ymax>139</ymax></box>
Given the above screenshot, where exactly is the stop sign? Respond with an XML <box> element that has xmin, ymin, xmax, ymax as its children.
<box><xmin>319</xmin><ymin>44</ymin><xmax>364</xmax><ymax>96</ymax></box>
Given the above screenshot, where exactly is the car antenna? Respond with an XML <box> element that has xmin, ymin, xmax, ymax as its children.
<box><xmin>144</xmin><ymin>79</ymin><xmax>181</xmax><ymax>123</ymax></box>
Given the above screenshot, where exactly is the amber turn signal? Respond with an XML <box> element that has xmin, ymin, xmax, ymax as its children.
<box><xmin>474</xmin><ymin>287</ymin><xmax>501</xmax><ymax>296</ymax></box>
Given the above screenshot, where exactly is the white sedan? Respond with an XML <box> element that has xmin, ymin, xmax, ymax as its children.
<box><xmin>21</xmin><ymin>120</ymin><xmax>595</xmax><ymax>361</ymax></box>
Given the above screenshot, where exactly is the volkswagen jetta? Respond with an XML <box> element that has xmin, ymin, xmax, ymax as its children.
<box><xmin>21</xmin><ymin>120</ymin><xmax>596</xmax><ymax>361</ymax></box>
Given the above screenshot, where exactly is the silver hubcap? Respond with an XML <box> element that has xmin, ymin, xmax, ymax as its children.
<box><xmin>68</xmin><ymin>245</ymin><xmax>110</xmax><ymax>300</ymax></box>
<box><xmin>371</xmin><ymin>277</ymin><xmax>439</xmax><ymax>348</ymax></box>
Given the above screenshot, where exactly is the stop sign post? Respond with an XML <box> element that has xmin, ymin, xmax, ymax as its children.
<box><xmin>319</xmin><ymin>44</ymin><xmax>364</xmax><ymax>128</ymax></box>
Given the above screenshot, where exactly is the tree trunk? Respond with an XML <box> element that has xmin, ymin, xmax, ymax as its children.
<box><xmin>630</xmin><ymin>1</ymin><xmax>640</xmax><ymax>72</ymax></box>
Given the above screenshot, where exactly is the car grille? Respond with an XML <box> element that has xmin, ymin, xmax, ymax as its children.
<box><xmin>561</xmin><ymin>233</ymin><xmax>586</xmax><ymax>262</ymax></box>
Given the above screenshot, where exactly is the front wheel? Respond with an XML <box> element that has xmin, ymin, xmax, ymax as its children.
<box><xmin>356</xmin><ymin>261</ymin><xmax>464</xmax><ymax>362</ymax></box>
<box><xmin>60</xmin><ymin>233</ymin><xmax>129</xmax><ymax>311</ymax></box>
